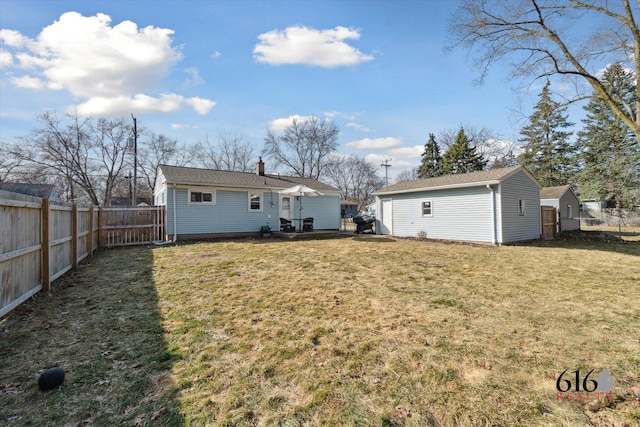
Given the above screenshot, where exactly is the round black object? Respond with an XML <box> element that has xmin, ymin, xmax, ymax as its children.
<box><xmin>38</xmin><ymin>367</ymin><xmax>65</xmax><ymax>390</ymax></box>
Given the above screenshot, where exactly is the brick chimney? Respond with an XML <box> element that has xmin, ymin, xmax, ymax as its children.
<box><xmin>256</xmin><ymin>157</ymin><xmax>265</xmax><ymax>176</ymax></box>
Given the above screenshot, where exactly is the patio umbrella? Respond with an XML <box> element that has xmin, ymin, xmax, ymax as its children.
<box><xmin>279</xmin><ymin>184</ymin><xmax>323</xmax><ymax>229</ymax></box>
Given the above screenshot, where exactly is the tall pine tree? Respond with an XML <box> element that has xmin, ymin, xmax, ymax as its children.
<box><xmin>518</xmin><ymin>81</ymin><xmax>575</xmax><ymax>187</ymax></box>
<box><xmin>417</xmin><ymin>133</ymin><xmax>442</xmax><ymax>178</ymax></box>
<box><xmin>441</xmin><ymin>127</ymin><xmax>486</xmax><ymax>174</ymax></box>
<box><xmin>575</xmin><ymin>63</ymin><xmax>640</xmax><ymax>207</ymax></box>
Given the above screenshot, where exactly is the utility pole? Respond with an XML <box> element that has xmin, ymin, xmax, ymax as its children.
<box><xmin>131</xmin><ymin>114</ymin><xmax>137</xmax><ymax>206</ymax></box>
<box><xmin>380</xmin><ymin>158</ymin><xmax>392</xmax><ymax>187</ymax></box>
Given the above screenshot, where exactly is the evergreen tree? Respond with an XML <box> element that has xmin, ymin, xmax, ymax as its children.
<box><xmin>417</xmin><ymin>133</ymin><xmax>442</xmax><ymax>178</ymax></box>
<box><xmin>518</xmin><ymin>81</ymin><xmax>575</xmax><ymax>187</ymax></box>
<box><xmin>575</xmin><ymin>63</ymin><xmax>640</xmax><ymax>207</ymax></box>
<box><xmin>441</xmin><ymin>127</ymin><xmax>487</xmax><ymax>174</ymax></box>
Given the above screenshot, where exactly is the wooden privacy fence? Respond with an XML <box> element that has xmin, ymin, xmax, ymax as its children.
<box><xmin>1</xmin><ymin>190</ymin><xmax>166</xmax><ymax>318</ymax></box>
<box><xmin>99</xmin><ymin>206</ymin><xmax>166</xmax><ymax>247</ymax></box>
<box><xmin>541</xmin><ymin>206</ymin><xmax>558</xmax><ymax>240</ymax></box>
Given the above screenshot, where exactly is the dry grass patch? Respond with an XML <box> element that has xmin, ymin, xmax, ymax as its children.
<box><xmin>153</xmin><ymin>237</ymin><xmax>639</xmax><ymax>426</ymax></box>
<box><xmin>1</xmin><ymin>236</ymin><xmax>639</xmax><ymax>426</ymax></box>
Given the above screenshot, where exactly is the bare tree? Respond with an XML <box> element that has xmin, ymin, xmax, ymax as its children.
<box><xmin>14</xmin><ymin>112</ymin><xmax>130</xmax><ymax>205</ymax></box>
<box><xmin>396</xmin><ymin>168</ymin><xmax>419</xmax><ymax>183</ymax></box>
<box><xmin>0</xmin><ymin>143</ymin><xmax>26</xmax><ymax>182</ymax></box>
<box><xmin>263</xmin><ymin>117</ymin><xmax>339</xmax><ymax>179</ymax></box>
<box><xmin>196</xmin><ymin>133</ymin><xmax>256</xmax><ymax>172</ymax></box>
<box><xmin>323</xmin><ymin>155</ymin><xmax>384</xmax><ymax>211</ymax></box>
<box><xmin>449</xmin><ymin>0</ymin><xmax>640</xmax><ymax>145</ymax></box>
<box><xmin>437</xmin><ymin>125</ymin><xmax>517</xmax><ymax>169</ymax></box>
<box><xmin>137</xmin><ymin>132</ymin><xmax>198</xmax><ymax>197</ymax></box>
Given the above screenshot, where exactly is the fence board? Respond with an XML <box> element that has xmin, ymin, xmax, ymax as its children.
<box><xmin>99</xmin><ymin>206</ymin><xmax>166</xmax><ymax>247</ymax></box>
<box><xmin>541</xmin><ymin>206</ymin><xmax>558</xmax><ymax>240</ymax></box>
<box><xmin>0</xmin><ymin>193</ymin><xmax>43</xmax><ymax>317</ymax></box>
<box><xmin>1</xmin><ymin>192</ymin><xmax>165</xmax><ymax>317</ymax></box>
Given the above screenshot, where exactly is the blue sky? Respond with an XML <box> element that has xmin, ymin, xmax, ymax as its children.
<box><xmin>0</xmin><ymin>0</ymin><xmax>568</xmax><ymax>179</ymax></box>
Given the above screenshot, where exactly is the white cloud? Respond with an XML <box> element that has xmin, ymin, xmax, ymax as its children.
<box><xmin>1</xmin><ymin>12</ymin><xmax>215</xmax><ymax>116</ymax></box>
<box><xmin>11</xmin><ymin>75</ymin><xmax>46</xmax><ymax>89</ymax></box>
<box><xmin>345</xmin><ymin>137</ymin><xmax>402</xmax><ymax>150</ymax></box>
<box><xmin>183</xmin><ymin>67</ymin><xmax>204</xmax><ymax>87</ymax></box>
<box><xmin>185</xmin><ymin>97</ymin><xmax>216</xmax><ymax>114</ymax></box>
<box><xmin>75</xmin><ymin>93</ymin><xmax>215</xmax><ymax>116</ymax></box>
<box><xmin>324</xmin><ymin>110</ymin><xmax>355</xmax><ymax>120</ymax></box>
<box><xmin>346</xmin><ymin>122</ymin><xmax>372</xmax><ymax>132</ymax></box>
<box><xmin>0</xmin><ymin>48</ymin><xmax>14</xmax><ymax>67</ymax></box>
<box><xmin>0</xmin><ymin>29</ymin><xmax>29</xmax><ymax>48</ymax></box>
<box><xmin>269</xmin><ymin>114</ymin><xmax>316</xmax><ymax>131</ymax></box>
<box><xmin>389</xmin><ymin>145</ymin><xmax>423</xmax><ymax>159</ymax></box>
<box><xmin>254</xmin><ymin>25</ymin><xmax>373</xmax><ymax>68</ymax></box>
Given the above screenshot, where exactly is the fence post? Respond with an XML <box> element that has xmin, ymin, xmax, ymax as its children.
<box><xmin>98</xmin><ymin>206</ymin><xmax>104</xmax><ymax>248</ymax></box>
<box><xmin>88</xmin><ymin>205</ymin><xmax>94</xmax><ymax>257</ymax></box>
<box><xmin>42</xmin><ymin>198</ymin><xmax>51</xmax><ymax>292</ymax></box>
<box><xmin>72</xmin><ymin>203</ymin><xmax>78</xmax><ymax>269</ymax></box>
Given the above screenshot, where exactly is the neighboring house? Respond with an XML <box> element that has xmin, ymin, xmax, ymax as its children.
<box><xmin>154</xmin><ymin>161</ymin><xmax>341</xmax><ymax>240</ymax></box>
<box><xmin>110</xmin><ymin>196</ymin><xmax>152</xmax><ymax>206</ymax></box>
<box><xmin>373</xmin><ymin>166</ymin><xmax>541</xmax><ymax>244</ymax></box>
<box><xmin>340</xmin><ymin>200</ymin><xmax>359</xmax><ymax>218</ymax></box>
<box><xmin>0</xmin><ymin>182</ymin><xmax>60</xmax><ymax>201</ymax></box>
<box><xmin>540</xmin><ymin>185</ymin><xmax>580</xmax><ymax>232</ymax></box>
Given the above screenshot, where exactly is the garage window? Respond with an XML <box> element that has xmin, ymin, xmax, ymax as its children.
<box><xmin>421</xmin><ymin>200</ymin><xmax>432</xmax><ymax>217</ymax></box>
<box><xmin>518</xmin><ymin>198</ymin><xmax>525</xmax><ymax>216</ymax></box>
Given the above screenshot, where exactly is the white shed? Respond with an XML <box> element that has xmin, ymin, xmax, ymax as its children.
<box><xmin>373</xmin><ymin>166</ymin><xmax>541</xmax><ymax>244</ymax></box>
<box><xmin>540</xmin><ymin>185</ymin><xmax>580</xmax><ymax>232</ymax></box>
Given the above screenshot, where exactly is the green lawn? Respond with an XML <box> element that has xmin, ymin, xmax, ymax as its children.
<box><xmin>1</xmin><ymin>235</ymin><xmax>639</xmax><ymax>426</ymax></box>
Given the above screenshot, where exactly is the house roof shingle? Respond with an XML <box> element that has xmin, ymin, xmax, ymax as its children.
<box><xmin>373</xmin><ymin>166</ymin><xmax>533</xmax><ymax>195</ymax></box>
<box><xmin>540</xmin><ymin>185</ymin><xmax>572</xmax><ymax>200</ymax></box>
<box><xmin>0</xmin><ymin>182</ymin><xmax>57</xmax><ymax>199</ymax></box>
<box><xmin>158</xmin><ymin>164</ymin><xmax>338</xmax><ymax>192</ymax></box>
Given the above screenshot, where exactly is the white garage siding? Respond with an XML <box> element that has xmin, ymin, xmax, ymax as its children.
<box><xmin>373</xmin><ymin>166</ymin><xmax>543</xmax><ymax>244</ymax></box>
<box><xmin>500</xmin><ymin>169</ymin><xmax>541</xmax><ymax>242</ymax></box>
<box><xmin>384</xmin><ymin>186</ymin><xmax>496</xmax><ymax>243</ymax></box>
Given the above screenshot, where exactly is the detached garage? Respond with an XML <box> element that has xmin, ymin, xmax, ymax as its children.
<box><xmin>373</xmin><ymin>166</ymin><xmax>542</xmax><ymax>244</ymax></box>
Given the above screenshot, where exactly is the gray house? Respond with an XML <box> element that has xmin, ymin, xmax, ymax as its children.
<box><xmin>540</xmin><ymin>185</ymin><xmax>580</xmax><ymax>232</ymax></box>
<box><xmin>373</xmin><ymin>166</ymin><xmax>541</xmax><ymax>244</ymax></box>
<box><xmin>154</xmin><ymin>161</ymin><xmax>340</xmax><ymax>240</ymax></box>
<box><xmin>340</xmin><ymin>200</ymin><xmax>359</xmax><ymax>218</ymax></box>
<box><xmin>0</xmin><ymin>183</ymin><xmax>60</xmax><ymax>201</ymax></box>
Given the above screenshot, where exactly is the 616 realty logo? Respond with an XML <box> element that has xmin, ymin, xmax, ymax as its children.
<box><xmin>556</xmin><ymin>368</ymin><xmax>614</xmax><ymax>401</ymax></box>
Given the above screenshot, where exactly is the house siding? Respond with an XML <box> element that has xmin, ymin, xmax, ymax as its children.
<box><xmin>499</xmin><ymin>170</ymin><xmax>541</xmax><ymax>242</ymax></box>
<box><xmin>165</xmin><ymin>186</ymin><xmax>339</xmax><ymax>237</ymax></box>
<box><xmin>381</xmin><ymin>186</ymin><xmax>496</xmax><ymax>243</ymax></box>
<box><xmin>558</xmin><ymin>191</ymin><xmax>580</xmax><ymax>231</ymax></box>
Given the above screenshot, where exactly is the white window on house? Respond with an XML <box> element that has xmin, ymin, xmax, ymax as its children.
<box><xmin>189</xmin><ymin>189</ymin><xmax>215</xmax><ymax>204</ymax></box>
<box><xmin>421</xmin><ymin>200</ymin><xmax>432</xmax><ymax>217</ymax></box>
<box><xmin>518</xmin><ymin>198</ymin><xmax>526</xmax><ymax>216</ymax></box>
<box><xmin>249</xmin><ymin>192</ymin><xmax>262</xmax><ymax>212</ymax></box>
<box><xmin>567</xmin><ymin>204</ymin><xmax>573</xmax><ymax>219</ymax></box>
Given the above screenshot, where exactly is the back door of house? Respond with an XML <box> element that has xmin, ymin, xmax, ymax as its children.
<box><xmin>280</xmin><ymin>196</ymin><xmax>292</xmax><ymax>220</ymax></box>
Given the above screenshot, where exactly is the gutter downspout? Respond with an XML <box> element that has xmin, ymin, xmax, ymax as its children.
<box><xmin>487</xmin><ymin>184</ymin><xmax>496</xmax><ymax>244</ymax></box>
<box><xmin>172</xmin><ymin>184</ymin><xmax>177</xmax><ymax>242</ymax></box>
